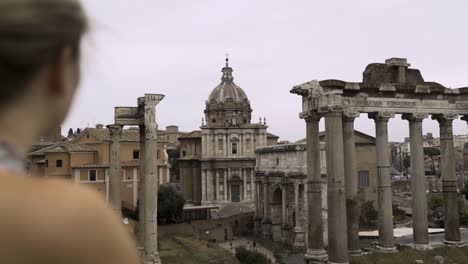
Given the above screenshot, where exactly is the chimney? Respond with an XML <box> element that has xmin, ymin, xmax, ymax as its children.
<box><xmin>385</xmin><ymin>58</ymin><xmax>410</xmax><ymax>83</ymax></box>
<box><xmin>95</xmin><ymin>124</ymin><xmax>104</xmax><ymax>129</ymax></box>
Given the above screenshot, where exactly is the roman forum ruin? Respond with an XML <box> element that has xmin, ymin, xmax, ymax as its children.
<box><xmin>290</xmin><ymin>58</ymin><xmax>468</xmax><ymax>264</ymax></box>
<box><xmin>108</xmin><ymin>94</ymin><xmax>165</xmax><ymax>264</ymax></box>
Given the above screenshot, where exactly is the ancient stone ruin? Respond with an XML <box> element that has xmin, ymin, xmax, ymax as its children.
<box><xmin>291</xmin><ymin>58</ymin><xmax>468</xmax><ymax>263</ymax></box>
<box><xmin>108</xmin><ymin>94</ymin><xmax>164</xmax><ymax>264</ymax></box>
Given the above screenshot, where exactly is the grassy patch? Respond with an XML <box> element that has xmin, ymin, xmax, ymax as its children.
<box><xmin>351</xmin><ymin>246</ymin><xmax>468</xmax><ymax>264</ymax></box>
<box><xmin>159</xmin><ymin>236</ymin><xmax>240</xmax><ymax>264</ymax></box>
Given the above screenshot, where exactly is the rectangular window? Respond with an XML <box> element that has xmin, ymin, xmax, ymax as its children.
<box><xmin>45</xmin><ymin>160</ymin><xmax>49</xmax><ymax>168</ymax></box>
<box><xmin>358</xmin><ymin>171</ymin><xmax>369</xmax><ymax>187</ymax></box>
<box><xmin>133</xmin><ymin>150</ymin><xmax>140</xmax><ymax>160</ymax></box>
<box><xmin>89</xmin><ymin>170</ymin><xmax>97</xmax><ymax>182</ymax></box>
<box><xmin>56</xmin><ymin>160</ymin><xmax>63</xmax><ymax>168</ymax></box>
<box><xmin>232</xmin><ymin>143</ymin><xmax>238</xmax><ymax>155</ymax></box>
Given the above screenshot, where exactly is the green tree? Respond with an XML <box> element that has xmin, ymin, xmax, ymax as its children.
<box><xmin>462</xmin><ymin>179</ymin><xmax>468</xmax><ymax>201</ymax></box>
<box><xmin>166</xmin><ymin>147</ymin><xmax>180</xmax><ymax>182</ymax></box>
<box><xmin>157</xmin><ymin>185</ymin><xmax>185</xmax><ymax>224</ymax></box>
<box><xmin>424</xmin><ymin>147</ymin><xmax>440</xmax><ymax>175</ymax></box>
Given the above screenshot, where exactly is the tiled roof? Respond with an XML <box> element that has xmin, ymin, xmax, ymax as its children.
<box><xmin>212</xmin><ymin>203</ymin><xmax>254</xmax><ymax>219</ymax></box>
<box><xmin>28</xmin><ymin>142</ymin><xmax>94</xmax><ymax>156</ymax></box>
<box><xmin>179</xmin><ymin>130</ymin><xmax>202</xmax><ymax>138</ymax></box>
<box><xmin>83</xmin><ymin>128</ymin><xmax>140</xmax><ymax>142</ymax></box>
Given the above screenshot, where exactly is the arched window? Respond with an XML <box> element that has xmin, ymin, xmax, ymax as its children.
<box><xmin>232</xmin><ymin>142</ymin><xmax>238</xmax><ymax>155</ymax></box>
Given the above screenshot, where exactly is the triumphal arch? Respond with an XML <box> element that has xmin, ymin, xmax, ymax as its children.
<box><xmin>291</xmin><ymin>58</ymin><xmax>468</xmax><ymax>264</ymax></box>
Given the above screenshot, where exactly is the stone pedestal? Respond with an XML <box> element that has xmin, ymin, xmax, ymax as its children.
<box><xmin>254</xmin><ymin>217</ymin><xmax>262</xmax><ymax>236</ymax></box>
<box><xmin>293</xmin><ymin>226</ymin><xmax>305</xmax><ymax>253</ymax></box>
<box><xmin>139</xmin><ymin>248</ymin><xmax>161</xmax><ymax>264</ymax></box>
<box><xmin>262</xmin><ymin>218</ymin><xmax>272</xmax><ymax>240</ymax></box>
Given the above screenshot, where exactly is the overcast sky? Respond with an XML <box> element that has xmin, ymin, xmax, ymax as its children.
<box><xmin>65</xmin><ymin>0</ymin><xmax>468</xmax><ymax>142</ymax></box>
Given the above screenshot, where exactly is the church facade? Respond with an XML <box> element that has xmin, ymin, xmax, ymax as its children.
<box><xmin>179</xmin><ymin>59</ymin><xmax>278</xmax><ymax>208</ymax></box>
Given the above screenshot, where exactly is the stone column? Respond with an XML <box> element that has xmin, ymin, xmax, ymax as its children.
<box><xmin>262</xmin><ymin>178</ymin><xmax>272</xmax><ymax>239</ymax></box>
<box><xmin>215</xmin><ymin>169</ymin><xmax>220</xmax><ymax>201</ymax></box>
<box><xmin>226</xmin><ymin>168</ymin><xmax>231</xmax><ymax>201</ymax></box>
<box><xmin>138</xmin><ymin>125</ymin><xmax>146</xmax><ymax>245</ymax></box>
<box><xmin>224</xmin><ymin>169</ymin><xmax>229</xmax><ymax>201</ymax></box>
<box><xmin>108</xmin><ymin>125</ymin><xmax>123</xmax><ymax>218</ymax></box>
<box><xmin>201</xmin><ymin>169</ymin><xmax>207</xmax><ymax>203</ymax></box>
<box><xmin>142</xmin><ymin>95</ymin><xmax>163</xmax><ymax>263</ymax></box>
<box><xmin>251</xmin><ymin>169</ymin><xmax>255</xmax><ymax>201</ymax></box>
<box><xmin>282</xmin><ymin>184</ymin><xmax>287</xmax><ymax>225</ymax></box>
<box><xmin>206</xmin><ymin>169</ymin><xmax>212</xmax><ymax>202</ymax></box>
<box><xmin>245</xmin><ymin>169</ymin><xmax>247</xmax><ymax>201</ymax></box>
<box><xmin>302</xmin><ymin>112</ymin><xmax>328</xmax><ymax>263</ymax></box>
<box><xmin>433</xmin><ymin>114</ymin><xmax>461</xmax><ymax>244</ymax></box>
<box><xmin>402</xmin><ymin>113</ymin><xmax>430</xmax><ymax>250</ymax></box>
<box><xmin>342</xmin><ymin>111</ymin><xmax>362</xmax><ymax>256</ymax></box>
<box><xmin>369</xmin><ymin>112</ymin><xmax>397</xmax><ymax>252</ymax></box>
<box><xmin>324</xmin><ymin>109</ymin><xmax>349</xmax><ymax>264</ymax></box>
<box><xmin>293</xmin><ymin>181</ymin><xmax>305</xmax><ymax>251</ymax></box>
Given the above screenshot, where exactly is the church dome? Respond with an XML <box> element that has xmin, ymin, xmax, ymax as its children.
<box><xmin>207</xmin><ymin>59</ymin><xmax>249</xmax><ymax>104</ymax></box>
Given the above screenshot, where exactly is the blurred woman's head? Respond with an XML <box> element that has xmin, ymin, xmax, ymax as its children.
<box><xmin>0</xmin><ymin>0</ymin><xmax>87</xmax><ymax>149</ymax></box>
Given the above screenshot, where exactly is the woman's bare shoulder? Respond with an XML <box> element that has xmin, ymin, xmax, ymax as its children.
<box><xmin>0</xmin><ymin>174</ymin><xmax>140</xmax><ymax>264</ymax></box>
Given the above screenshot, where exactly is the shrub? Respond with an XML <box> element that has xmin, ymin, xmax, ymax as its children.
<box><xmin>360</xmin><ymin>201</ymin><xmax>378</xmax><ymax>228</ymax></box>
<box><xmin>235</xmin><ymin>246</ymin><xmax>270</xmax><ymax>264</ymax></box>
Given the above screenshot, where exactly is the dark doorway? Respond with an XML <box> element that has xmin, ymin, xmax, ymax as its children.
<box><xmin>224</xmin><ymin>228</ymin><xmax>228</xmax><ymax>241</ymax></box>
<box><xmin>231</xmin><ymin>184</ymin><xmax>240</xmax><ymax>202</ymax></box>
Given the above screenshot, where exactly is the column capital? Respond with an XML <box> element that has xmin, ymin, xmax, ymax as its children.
<box><xmin>343</xmin><ymin>110</ymin><xmax>360</xmax><ymax>121</ymax></box>
<box><xmin>432</xmin><ymin>113</ymin><xmax>459</xmax><ymax>124</ymax></box>
<box><xmin>300</xmin><ymin>111</ymin><xmax>322</xmax><ymax>122</ymax></box>
<box><xmin>107</xmin><ymin>124</ymin><xmax>123</xmax><ymax>141</ymax></box>
<box><xmin>401</xmin><ymin>112</ymin><xmax>428</xmax><ymax>122</ymax></box>
<box><xmin>368</xmin><ymin>111</ymin><xmax>395</xmax><ymax>122</ymax></box>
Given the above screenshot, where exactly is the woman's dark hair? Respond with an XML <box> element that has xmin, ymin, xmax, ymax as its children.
<box><xmin>0</xmin><ymin>0</ymin><xmax>88</xmax><ymax>104</ymax></box>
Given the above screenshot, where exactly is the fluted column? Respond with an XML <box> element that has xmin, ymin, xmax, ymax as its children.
<box><xmin>433</xmin><ymin>113</ymin><xmax>461</xmax><ymax>244</ymax></box>
<box><xmin>325</xmin><ymin>109</ymin><xmax>349</xmax><ymax>264</ymax></box>
<box><xmin>343</xmin><ymin>111</ymin><xmax>362</xmax><ymax>256</ymax></box>
<box><xmin>369</xmin><ymin>112</ymin><xmax>396</xmax><ymax>252</ymax></box>
<box><xmin>302</xmin><ymin>112</ymin><xmax>327</xmax><ymax>263</ymax></box>
<box><xmin>108</xmin><ymin>125</ymin><xmax>123</xmax><ymax>217</ymax></box>
<box><xmin>402</xmin><ymin>113</ymin><xmax>430</xmax><ymax>250</ymax></box>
